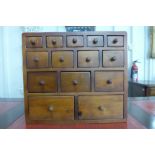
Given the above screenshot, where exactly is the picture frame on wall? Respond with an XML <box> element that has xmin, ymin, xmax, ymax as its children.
<box><xmin>151</xmin><ymin>26</ymin><xmax>155</xmax><ymax>58</ymax></box>
<box><xmin>65</xmin><ymin>26</ymin><xmax>95</xmax><ymax>32</ymax></box>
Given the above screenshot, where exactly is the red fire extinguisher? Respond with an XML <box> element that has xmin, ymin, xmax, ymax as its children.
<box><xmin>131</xmin><ymin>60</ymin><xmax>139</xmax><ymax>82</ymax></box>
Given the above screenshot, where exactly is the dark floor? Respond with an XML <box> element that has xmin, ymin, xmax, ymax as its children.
<box><xmin>1</xmin><ymin>97</ymin><xmax>155</xmax><ymax>129</ymax></box>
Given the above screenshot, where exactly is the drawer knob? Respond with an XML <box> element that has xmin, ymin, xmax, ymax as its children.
<box><xmin>52</xmin><ymin>40</ymin><xmax>57</xmax><ymax>45</ymax></box>
<box><xmin>98</xmin><ymin>106</ymin><xmax>104</xmax><ymax>111</ymax></box>
<box><xmin>48</xmin><ymin>106</ymin><xmax>54</xmax><ymax>112</ymax></box>
<box><xmin>85</xmin><ymin>57</ymin><xmax>91</xmax><ymax>62</ymax></box>
<box><xmin>33</xmin><ymin>57</ymin><xmax>39</xmax><ymax>62</ymax></box>
<box><xmin>30</xmin><ymin>40</ymin><xmax>36</xmax><ymax>45</ymax></box>
<box><xmin>107</xmin><ymin>80</ymin><xmax>112</xmax><ymax>84</ymax></box>
<box><xmin>59</xmin><ymin>56</ymin><xmax>64</xmax><ymax>62</ymax></box>
<box><xmin>110</xmin><ymin>56</ymin><xmax>116</xmax><ymax>61</ymax></box>
<box><xmin>72</xmin><ymin>38</ymin><xmax>77</xmax><ymax>44</ymax></box>
<box><xmin>93</xmin><ymin>38</ymin><xmax>98</xmax><ymax>44</ymax></box>
<box><xmin>39</xmin><ymin>80</ymin><xmax>45</xmax><ymax>85</ymax></box>
<box><xmin>72</xmin><ymin>80</ymin><xmax>78</xmax><ymax>85</ymax></box>
<box><xmin>112</xmin><ymin>38</ymin><xmax>118</xmax><ymax>44</ymax></box>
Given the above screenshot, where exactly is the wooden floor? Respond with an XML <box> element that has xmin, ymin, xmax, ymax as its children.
<box><xmin>2</xmin><ymin>97</ymin><xmax>155</xmax><ymax>129</ymax></box>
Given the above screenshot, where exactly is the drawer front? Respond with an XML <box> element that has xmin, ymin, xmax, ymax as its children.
<box><xmin>28</xmin><ymin>72</ymin><xmax>57</xmax><ymax>93</ymax></box>
<box><xmin>78</xmin><ymin>95</ymin><xmax>123</xmax><ymax>120</ymax></box>
<box><xmin>87</xmin><ymin>36</ymin><xmax>104</xmax><ymax>47</ymax></box>
<box><xmin>26</xmin><ymin>52</ymin><xmax>49</xmax><ymax>68</ymax></box>
<box><xmin>95</xmin><ymin>71</ymin><xmax>124</xmax><ymax>92</ymax></box>
<box><xmin>28</xmin><ymin>96</ymin><xmax>74</xmax><ymax>120</ymax></box>
<box><xmin>107</xmin><ymin>36</ymin><xmax>124</xmax><ymax>47</ymax></box>
<box><xmin>67</xmin><ymin>36</ymin><xmax>84</xmax><ymax>47</ymax></box>
<box><xmin>103</xmin><ymin>51</ymin><xmax>124</xmax><ymax>67</ymax></box>
<box><xmin>46</xmin><ymin>36</ymin><xmax>63</xmax><ymax>48</ymax></box>
<box><xmin>61</xmin><ymin>72</ymin><xmax>90</xmax><ymax>92</ymax></box>
<box><xmin>26</xmin><ymin>37</ymin><xmax>43</xmax><ymax>48</ymax></box>
<box><xmin>52</xmin><ymin>51</ymin><xmax>73</xmax><ymax>68</ymax></box>
<box><xmin>78</xmin><ymin>51</ymin><xmax>99</xmax><ymax>68</ymax></box>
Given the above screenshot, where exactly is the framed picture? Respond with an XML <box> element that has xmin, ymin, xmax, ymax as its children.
<box><xmin>65</xmin><ymin>26</ymin><xmax>95</xmax><ymax>32</ymax></box>
<box><xmin>151</xmin><ymin>26</ymin><xmax>155</xmax><ymax>58</ymax></box>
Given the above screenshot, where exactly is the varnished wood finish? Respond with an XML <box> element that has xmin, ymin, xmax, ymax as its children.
<box><xmin>87</xmin><ymin>36</ymin><xmax>104</xmax><ymax>47</ymax></box>
<box><xmin>103</xmin><ymin>51</ymin><xmax>124</xmax><ymax>67</ymax></box>
<box><xmin>26</xmin><ymin>52</ymin><xmax>49</xmax><ymax>68</ymax></box>
<box><xmin>67</xmin><ymin>36</ymin><xmax>84</xmax><ymax>47</ymax></box>
<box><xmin>78</xmin><ymin>95</ymin><xmax>123</xmax><ymax>120</ymax></box>
<box><xmin>22</xmin><ymin>31</ymin><xmax>127</xmax><ymax>125</ymax></box>
<box><xmin>9</xmin><ymin>114</ymin><xmax>128</xmax><ymax>129</ymax></box>
<box><xmin>107</xmin><ymin>36</ymin><xmax>124</xmax><ymax>47</ymax></box>
<box><xmin>52</xmin><ymin>51</ymin><xmax>73</xmax><ymax>68</ymax></box>
<box><xmin>78</xmin><ymin>51</ymin><xmax>99</xmax><ymax>67</ymax></box>
<box><xmin>26</xmin><ymin>37</ymin><xmax>43</xmax><ymax>48</ymax></box>
<box><xmin>61</xmin><ymin>72</ymin><xmax>90</xmax><ymax>92</ymax></box>
<box><xmin>6</xmin><ymin>97</ymin><xmax>155</xmax><ymax>129</ymax></box>
<box><xmin>28</xmin><ymin>72</ymin><xmax>57</xmax><ymax>93</ymax></box>
<box><xmin>95</xmin><ymin>71</ymin><xmax>124</xmax><ymax>92</ymax></box>
<box><xmin>46</xmin><ymin>36</ymin><xmax>63</xmax><ymax>48</ymax></box>
<box><xmin>28</xmin><ymin>96</ymin><xmax>74</xmax><ymax>120</ymax></box>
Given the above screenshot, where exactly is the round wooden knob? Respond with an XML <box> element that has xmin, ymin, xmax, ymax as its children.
<box><xmin>72</xmin><ymin>80</ymin><xmax>78</xmax><ymax>85</ymax></box>
<box><xmin>85</xmin><ymin>57</ymin><xmax>91</xmax><ymax>62</ymax></box>
<box><xmin>93</xmin><ymin>38</ymin><xmax>98</xmax><ymax>44</ymax></box>
<box><xmin>107</xmin><ymin>79</ymin><xmax>112</xmax><ymax>84</ymax></box>
<box><xmin>112</xmin><ymin>38</ymin><xmax>118</xmax><ymax>44</ymax></box>
<box><xmin>98</xmin><ymin>106</ymin><xmax>104</xmax><ymax>111</ymax></box>
<box><xmin>110</xmin><ymin>56</ymin><xmax>116</xmax><ymax>61</ymax></box>
<box><xmin>48</xmin><ymin>106</ymin><xmax>54</xmax><ymax>111</ymax></box>
<box><xmin>59</xmin><ymin>56</ymin><xmax>64</xmax><ymax>62</ymax></box>
<box><xmin>52</xmin><ymin>40</ymin><xmax>56</xmax><ymax>45</ymax></box>
<box><xmin>72</xmin><ymin>38</ymin><xmax>77</xmax><ymax>44</ymax></box>
<box><xmin>39</xmin><ymin>80</ymin><xmax>45</xmax><ymax>85</ymax></box>
<box><xmin>30</xmin><ymin>40</ymin><xmax>36</xmax><ymax>45</ymax></box>
<box><xmin>33</xmin><ymin>57</ymin><xmax>39</xmax><ymax>62</ymax></box>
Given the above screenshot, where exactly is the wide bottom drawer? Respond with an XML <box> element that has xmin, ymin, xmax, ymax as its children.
<box><xmin>28</xmin><ymin>96</ymin><xmax>74</xmax><ymax>121</ymax></box>
<box><xmin>78</xmin><ymin>95</ymin><xmax>123</xmax><ymax>120</ymax></box>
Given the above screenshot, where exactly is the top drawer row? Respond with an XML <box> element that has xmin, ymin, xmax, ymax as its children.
<box><xmin>26</xmin><ymin>35</ymin><xmax>124</xmax><ymax>48</ymax></box>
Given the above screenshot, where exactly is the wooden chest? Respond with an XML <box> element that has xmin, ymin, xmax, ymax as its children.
<box><xmin>22</xmin><ymin>31</ymin><xmax>127</xmax><ymax>124</ymax></box>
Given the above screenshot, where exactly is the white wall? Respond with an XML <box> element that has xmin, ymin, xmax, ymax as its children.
<box><xmin>0</xmin><ymin>27</ymin><xmax>23</xmax><ymax>98</ymax></box>
<box><xmin>0</xmin><ymin>26</ymin><xmax>154</xmax><ymax>98</ymax></box>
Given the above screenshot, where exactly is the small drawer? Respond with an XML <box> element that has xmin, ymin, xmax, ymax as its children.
<box><xmin>52</xmin><ymin>51</ymin><xmax>73</xmax><ymax>68</ymax></box>
<box><xmin>78</xmin><ymin>95</ymin><xmax>123</xmax><ymax>120</ymax></box>
<box><xmin>26</xmin><ymin>37</ymin><xmax>43</xmax><ymax>48</ymax></box>
<box><xmin>67</xmin><ymin>36</ymin><xmax>84</xmax><ymax>47</ymax></box>
<box><xmin>46</xmin><ymin>36</ymin><xmax>63</xmax><ymax>48</ymax></box>
<box><xmin>95</xmin><ymin>71</ymin><xmax>124</xmax><ymax>92</ymax></box>
<box><xmin>26</xmin><ymin>52</ymin><xmax>49</xmax><ymax>68</ymax></box>
<box><xmin>28</xmin><ymin>96</ymin><xmax>74</xmax><ymax>120</ymax></box>
<box><xmin>28</xmin><ymin>72</ymin><xmax>57</xmax><ymax>93</ymax></box>
<box><xmin>87</xmin><ymin>36</ymin><xmax>104</xmax><ymax>47</ymax></box>
<box><xmin>78</xmin><ymin>51</ymin><xmax>99</xmax><ymax>68</ymax></box>
<box><xmin>107</xmin><ymin>36</ymin><xmax>124</xmax><ymax>47</ymax></box>
<box><xmin>61</xmin><ymin>72</ymin><xmax>90</xmax><ymax>92</ymax></box>
<box><xmin>103</xmin><ymin>51</ymin><xmax>124</xmax><ymax>67</ymax></box>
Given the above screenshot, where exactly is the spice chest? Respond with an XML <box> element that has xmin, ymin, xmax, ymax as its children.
<box><xmin>22</xmin><ymin>31</ymin><xmax>127</xmax><ymax>124</ymax></box>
